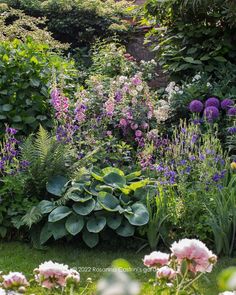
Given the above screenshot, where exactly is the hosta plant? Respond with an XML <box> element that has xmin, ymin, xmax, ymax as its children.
<box><xmin>27</xmin><ymin>167</ymin><xmax>150</xmax><ymax>248</ymax></box>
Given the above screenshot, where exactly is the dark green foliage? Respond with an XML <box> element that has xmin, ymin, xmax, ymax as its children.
<box><xmin>4</xmin><ymin>0</ymin><xmax>131</xmax><ymax>48</ymax></box>
<box><xmin>143</xmin><ymin>0</ymin><xmax>236</xmax><ymax>80</ymax></box>
<box><xmin>20</xmin><ymin>125</ymin><xmax>71</xmax><ymax>197</ymax></box>
<box><xmin>23</xmin><ymin>167</ymin><xmax>150</xmax><ymax>248</ymax></box>
<box><xmin>0</xmin><ymin>39</ymin><xmax>77</xmax><ymax>134</ymax></box>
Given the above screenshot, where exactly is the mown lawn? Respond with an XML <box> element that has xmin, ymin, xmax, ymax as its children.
<box><xmin>0</xmin><ymin>241</ymin><xmax>235</xmax><ymax>294</ymax></box>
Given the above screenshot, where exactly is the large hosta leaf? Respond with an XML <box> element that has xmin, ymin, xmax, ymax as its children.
<box><xmin>97</xmin><ymin>192</ymin><xmax>120</xmax><ymax>211</ymax></box>
<box><xmin>51</xmin><ymin>221</ymin><xmax>68</xmax><ymax>240</ymax></box>
<box><xmin>126</xmin><ymin>171</ymin><xmax>141</xmax><ymax>181</ymax></box>
<box><xmin>40</xmin><ymin>222</ymin><xmax>52</xmax><ymax>244</ymax></box>
<box><xmin>107</xmin><ymin>214</ymin><xmax>122</xmax><ymax>230</ymax></box>
<box><xmin>103</xmin><ymin>172</ymin><xmax>126</xmax><ymax>188</ymax></box>
<box><xmin>82</xmin><ymin>230</ymin><xmax>99</xmax><ymax>248</ymax></box>
<box><xmin>86</xmin><ymin>216</ymin><xmax>106</xmax><ymax>233</ymax></box>
<box><xmin>65</xmin><ymin>214</ymin><xmax>84</xmax><ymax>235</ymax></box>
<box><xmin>67</xmin><ymin>192</ymin><xmax>92</xmax><ymax>202</ymax></box>
<box><xmin>124</xmin><ymin>203</ymin><xmax>149</xmax><ymax>226</ymax></box>
<box><xmin>46</xmin><ymin>176</ymin><xmax>68</xmax><ymax>196</ymax></box>
<box><xmin>102</xmin><ymin>167</ymin><xmax>125</xmax><ymax>176</ymax></box>
<box><xmin>73</xmin><ymin>199</ymin><xmax>96</xmax><ymax>216</ymax></box>
<box><xmin>48</xmin><ymin>206</ymin><xmax>71</xmax><ymax>222</ymax></box>
<box><xmin>38</xmin><ymin>200</ymin><xmax>56</xmax><ymax>214</ymax></box>
<box><xmin>116</xmin><ymin>219</ymin><xmax>135</xmax><ymax>237</ymax></box>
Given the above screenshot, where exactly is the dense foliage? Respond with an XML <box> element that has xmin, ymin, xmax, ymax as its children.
<box><xmin>0</xmin><ymin>38</ymin><xmax>77</xmax><ymax>134</ymax></box>
<box><xmin>142</xmin><ymin>0</ymin><xmax>236</xmax><ymax>80</ymax></box>
<box><xmin>3</xmin><ymin>0</ymin><xmax>131</xmax><ymax>48</ymax></box>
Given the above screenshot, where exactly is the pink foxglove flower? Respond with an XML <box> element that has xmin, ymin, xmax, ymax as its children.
<box><xmin>2</xmin><ymin>272</ymin><xmax>29</xmax><ymax>290</ymax></box>
<box><xmin>143</xmin><ymin>251</ymin><xmax>169</xmax><ymax>268</ymax></box>
<box><xmin>170</xmin><ymin>239</ymin><xmax>217</xmax><ymax>273</ymax></box>
<box><xmin>156</xmin><ymin>266</ymin><xmax>176</xmax><ymax>280</ymax></box>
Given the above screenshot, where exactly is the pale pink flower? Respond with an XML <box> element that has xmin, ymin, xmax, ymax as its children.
<box><xmin>131</xmin><ymin>75</ymin><xmax>142</xmax><ymax>86</ymax></box>
<box><xmin>104</xmin><ymin>99</ymin><xmax>115</xmax><ymax>117</ymax></box>
<box><xmin>2</xmin><ymin>272</ymin><xmax>29</xmax><ymax>290</ymax></box>
<box><xmin>170</xmin><ymin>239</ymin><xmax>217</xmax><ymax>273</ymax></box>
<box><xmin>156</xmin><ymin>266</ymin><xmax>176</xmax><ymax>280</ymax></box>
<box><xmin>106</xmin><ymin>131</ymin><xmax>112</xmax><ymax>136</ymax></box>
<box><xmin>119</xmin><ymin>118</ymin><xmax>128</xmax><ymax>127</ymax></box>
<box><xmin>143</xmin><ymin>251</ymin><xmax>169</xmax><ymax>268</ymax></box>
<box><xmin>34</xmin><ymin>261</ymin><xmax>70</xmax><ymax>289</ymax></box>
<box><xmin>65</xmin><ymin>270</ymin><xmax>80</xmax><ymax>286</ymax></box>
<box><xmin>131</xmin><ymin>123</ymin><xmax>138</xmax><ymax>130</ymax></box>
<box><xmin>135</xmin><ymin>130</ymin><xmax>142</xmax><ymax>138</ymax></box>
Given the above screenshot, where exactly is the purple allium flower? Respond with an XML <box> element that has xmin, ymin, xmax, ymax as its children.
<box><xmin>189</xmin><ymin>100</ymin><xmax>204</xmax><ymax>113</ymax></box>
<box><xmin>228</xmin><ymin>127</ymin><xmax>236</xmax><ymax>134</ymax></box>
<box><xmin>227</xmin><ymin>107</ymin><xmax>236</xmax><ymax>116</ymax></box>
<box><xmin>135</xmin><ymin>130</ymin><xmax>142</xmax><ymax>137</ymax></box>
<box><xmin>203</xmin><ymin>106</ymin><xmax>219</xmax><ymax>121</ymax></box>
<box><xmin>205</xmin><ymin>97</ymin><xmax>220</xmax><ymax>108</ymax></box>
<box><xmin>221</xmin><ymin>99</ymin><xmax>234</xmax><ymax>110</ymax></box>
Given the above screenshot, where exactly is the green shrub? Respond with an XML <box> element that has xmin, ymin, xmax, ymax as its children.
<box><xmin>5</xmin><ymin>0</ymin><xmax>131</xmax><ymax>48</ymax></box>
<box><xmin>0</xmin><ymin>38</ymin><xmax>77</xmax><ymax>134</ymax></box>
<box><xmin>0</xmin><ymin>8</ymin><xmax>68</xmax><ymax>50</ymax></box>
<box><xmin>142</xmin><ymin>0</ymin><xmax>236</xmax><ymax>80</ymax></box>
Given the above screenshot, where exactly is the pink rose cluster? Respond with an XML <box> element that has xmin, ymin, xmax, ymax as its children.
<box><xmin>34</xmin><ymin>261</ymin><xmax>80</xmax><ymax>290</ymax></box>
<box><xmin>2</xmin><ymin>271</ymin><xmax>29</xmax><ymax>292</ymax></box>
<box><xmin>143</xmin><ymin>238</ymin><xmax>217</xmax><ymax>282</ymax></box>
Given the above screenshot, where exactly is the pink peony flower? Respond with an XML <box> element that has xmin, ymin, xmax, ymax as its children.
<box><xmin>34</xmin><ymin>261</ymin><xmax>71</xmax><ymax>289</ymax></box>
<box><xmin>65</xmin><ymin>270</ymin><xmax>80</xmax><ymax>287</ymax></box>
<box><xmin>156</xmin><ymin>266</ymin><xmax>176</xmax><ymax>280</ymax></box>
<box><xmin>2</xmin><ymin>272</ymin><xmax>29</xmax><ymax>290</ymax></box>
<box><xmin>143</xmin><ymin>251</ymin><xmax>169</xmax><ymax>268</ymax></box>
<box><xmin>170</xmin><ymin>239</ymin><xmax>217</xmax><ymax>273</ymax></box>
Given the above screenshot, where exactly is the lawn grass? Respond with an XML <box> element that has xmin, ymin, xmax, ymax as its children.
<box><xmin>0</xmin><ymin>241</ymin><xmax>235</xmax><ymax>294</ymax></box>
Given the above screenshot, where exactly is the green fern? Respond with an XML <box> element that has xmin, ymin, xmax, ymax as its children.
<box><xmin>21</xmin><ymin>206</ymin><xmax>42</xmax><ymax>228</ymax></box>
<box><xmin>20</xmin><ymin>125</ymin><xmax>71</xmax><ymax>198</ymax></box>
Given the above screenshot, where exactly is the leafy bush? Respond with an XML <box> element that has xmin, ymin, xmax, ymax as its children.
<box><xmin>5</xmin><ymin>0</ymin><xmax>131</xmax><ymax>48</ymax></box>
<box><xmin>25</xmin><ymin>167</ymin><xmax>150</xmax><ymax>248</ymax></box>
<box><xmin>142</xmin><ymin>0</ymin><xmax>236</xmax><ymax>80</ymax></box>
<box><xmin>0</xmin><ymin>38</ymin><xmax>77</xmax><ymax>134</ymax></box>
<box><xmin>0</xmin><ymin>8</ymin><xmax>68</xmax><ymax>50</ymax></box>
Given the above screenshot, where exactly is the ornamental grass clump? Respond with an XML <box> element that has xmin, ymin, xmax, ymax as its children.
<box><xmin>144</xmin><ymin>238</ymin><xmax>217</xmax><ymax>294</ymax></box>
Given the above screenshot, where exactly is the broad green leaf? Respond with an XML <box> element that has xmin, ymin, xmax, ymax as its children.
<box><xmin>107</xmin><ymin>214</ymin><xmax>122</xmax><ymax>230</ymax></box>
<box><xmin>128</xmin><ymin>180</ymin><xmax>149</xmax><ymax>191</ymax></box>
<box><xmin>124</xmin><ymin>203</ymin><xmax>149</xmax><ymax>226</ymax></box>
<box><xmin>40</xmin><ymin>223</ymin><xmax>52</xmax><ymax>244</ymax></box>
<box><xmin>102</xmin><ymin>167</ymin><xmax>125</xmax><ymax>176</ymax></box>
<box><xmin>86</xmin><ymin>216</ymin><xmax>106</xmax><ymax>233</ymax></box>
<box><xmin>67</xmin><ymin>191</ymin><xmax>92</xmax><ymax>202</ymax></box>
<box><xmin>73</xmin><ymin>199</ymin><xmax>96</xmax><ymax>216</ymax></box>
<box><xmin>103</xmin><ymin>172</ymin><xmax>126</xmax><ymax>188</ymax></box>
<box><xmin>97</xmin><ymin>192</ymin><xmax>120</xmax><ymax>211</ymax></box>
<box><xmin>48</xmin><ymin>206</ymin><xmax>71</xmax><ymax>222</ymax></box>
<box><xmin>51</xmin><ymin>221</ymin><xmax>67</xmax><ymax>240</ymax></box>
<box><xmin>82</xmin><ymin>230</ymin><xmax>99</xmax><ymax>248</ymax></box>
<box><xmin>126</xmin><ymin>171</ymin><xmax>141</xmax><ymax>181</ymax></box>
<box><xmin>2</xmin><ymin>104</ymin><xmax>13</xmax><ymax>112</ymax></box>
<box><xmin>116</xmin><ymin>220</ymin><xmax>135</xmax><ymax>237</ymax></box>
<box><xmin>46</xmin><ymin>176</ymin><xmax>68</xmax><ymax>197</ymax></box>
<box><xmin>65</xmin><ymin>214</ymin><xmax>84</xmax><ymax>235</ymax></box>
<box><xmin>37</xmin><ymin>200</ymin><xmax>56</xmax><ymax>214</ymax></box>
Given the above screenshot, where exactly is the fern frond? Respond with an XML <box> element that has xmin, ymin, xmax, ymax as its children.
<box><xmin>21</xmin><ymin>206</ymin><xmax>42</xmax><ymax>228</ymax></box>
